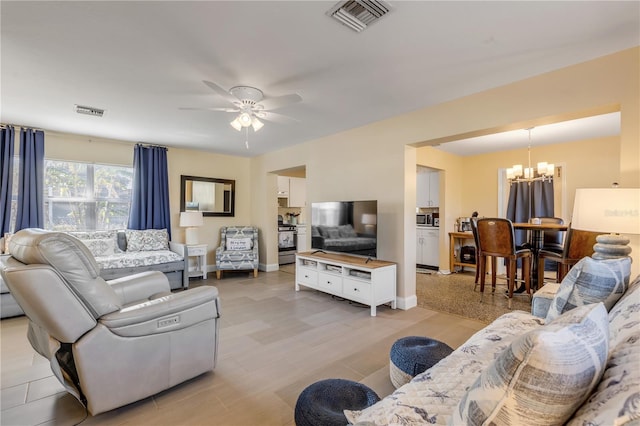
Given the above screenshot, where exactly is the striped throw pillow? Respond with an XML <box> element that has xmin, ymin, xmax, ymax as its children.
<box><xmin>451</xmin><ymin>302</ymin><xmax>609</xmax><ymax>426</ymax></box>
<box><xmin>545</xmin><ymin>256</ymin><xmax>631</xmax><ymax>322</ymax></box>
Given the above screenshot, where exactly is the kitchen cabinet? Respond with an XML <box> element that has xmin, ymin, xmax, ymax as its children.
<box><xmin>417</xmin><ymin>227</ymin><xmax>439</xmax><ymax>267</ymax></box>
<box><xmin>277</xmin><ymin>176</ymin><xmax>306</xmax><ymax>208</ymax></box>
<box><xmin>416</xmin><ymin>169</ymin><xmax>439</xmax><ymax>208</ymax></box>
<box><xmin>277</xmin><ymin>176</ymin><xmax>290</xmax><ymax>197</ymax></box>
<box><xmin>289</xmin><ymin>177</ymin><xmax>306</xmax><ymax>207</ymax></box>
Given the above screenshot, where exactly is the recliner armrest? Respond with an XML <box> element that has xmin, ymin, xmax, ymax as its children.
<box><xmin>107</xmin><ymin>271</ymin><xmax>171</xmax><ymax>304</ymax></box>
<box><xmin>99</xmin><ymin>286</ymin><xmax>220</xmax><ymax>337</ymax></box>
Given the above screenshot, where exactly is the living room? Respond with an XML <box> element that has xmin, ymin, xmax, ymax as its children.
<box><xmin>1</xmin><ymin>1</ymin><xmax>639</xmax><ymax>425</ymax></box>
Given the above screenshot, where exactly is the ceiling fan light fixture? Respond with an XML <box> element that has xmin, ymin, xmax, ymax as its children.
<box><xmin>251</xmin><ymin>117</ymin><xmax>264</xmax><ymax>132</ymax></box>
<box><xmin>239</xmin><ymin>112</ymin><xmax>252</xmax><ymax>127</ymax></box>
<box><xmin>230</xmin><ymin>117</ymin><xmax>243</xmax><ymax>131</ymax></box>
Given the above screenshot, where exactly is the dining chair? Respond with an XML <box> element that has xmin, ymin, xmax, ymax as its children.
<box><xmin>477</xmin><ymin>218</ymin><xmax>532</xmax><ymax>308</ymax></box>
<box><xmin>470</xmin><ymin>217</ymin><xmax>481</xmax><ymax>288</ymax></box>
<box><xmin>537</xmin><ymin>217</ymin><xmax>565</xmax><ymax>252</ymax></box>
<box><xmin>537</xmin><ymin>226</ymin><xmax>603</xmax><ymax>287</ymax></box>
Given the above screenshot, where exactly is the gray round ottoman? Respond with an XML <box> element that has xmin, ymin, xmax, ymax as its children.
<box><xmin>294</xmin><ymin>378</ymin><xmax>380</xmax><ymax>426</ymax></box>
<box><xmin>389</xmin><ymin>336</ymin><xmax>454</xmax><ymax>388</ymax></box>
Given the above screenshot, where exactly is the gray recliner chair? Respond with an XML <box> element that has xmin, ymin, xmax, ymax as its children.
<box><xmin>0</xmin><ymin>228</ymin><xmax>221</xmax><ymax>415</ymax></box>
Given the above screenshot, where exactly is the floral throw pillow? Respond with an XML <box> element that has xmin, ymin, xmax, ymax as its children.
<box><xmin>80</xmin><ymin>238</ymin><xmax>117</xmax><ymax>258</ymax></box>
<box><xmin>125</xmin><ymin>229</ymin><xmax>169</xmax><ymax>252</ymax></box>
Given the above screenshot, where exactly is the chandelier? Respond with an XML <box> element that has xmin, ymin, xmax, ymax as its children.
<box><xmin>506</xmin><ymin>128</ymin><xmax>554</xmax><ymax>184</ymax></box>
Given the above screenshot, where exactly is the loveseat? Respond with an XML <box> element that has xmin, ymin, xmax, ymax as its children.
<box><xmin>345</xmin><ymin>256</ymin><xmax>639</xmax><ymax>425</ymax></box>
<box><xmin>69</xmin><ymin>229</ymin><xmax>187</xmax><ymax>290</ymax></box>
<box><xmin>1</xmin><ymin>229</ymin><xmax>187</xmax><ymax>318</ymax></box>
<box><xmin>311</xmin><ymin>225</ymin><xmax>376</xmax><ymax>256</ymax></box>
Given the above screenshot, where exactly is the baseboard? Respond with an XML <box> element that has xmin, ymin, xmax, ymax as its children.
<box><xmin>263</xmin><ymin>262</ymin><xmax>279</xmax><ymax>272</ymax></box>
<box><xmin>395</xmin><ymin>294</ymin><xmax>417</xmax><ymax>311</ymax></box>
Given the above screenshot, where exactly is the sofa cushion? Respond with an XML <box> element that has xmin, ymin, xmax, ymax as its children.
<box><xmin>95</xmin><ymin>250</ymin><xmax>183</xmax><ymax>270</ymax></box>
<box><xmin>567</xmin><ymin>274</ymin><xmax>640</xmax><ymax>426</ymax></box>
<box><xmin>125</xmin><ymin>229</ymin><xmax>169</xmax><ymax>252</ymax></box>
<box><xmin>67</xmin><ymin>230</ymin><xmax>122</xmax><ymax>256</ymax></box>
<box><xmin>451</xmin><ymin>303</ymin><xmax>609</xmax><ymax>426</ymax></box>
<box><xmin>545</xmin><ymin>256</ymin><xmax>631</xmax><ymax>322</ymax></box>
<box><xmin>344</xmin><ymin>311</ymin><xmax>544</xmax><ymax>425</ymax></box>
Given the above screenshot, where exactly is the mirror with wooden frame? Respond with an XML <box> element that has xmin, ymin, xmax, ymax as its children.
<box><xmin>180</xmin><ymin>175</ymin><xmax>235</xmax><ymax>217</ymax></box>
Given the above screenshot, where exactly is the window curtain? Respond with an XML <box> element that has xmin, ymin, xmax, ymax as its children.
<box><xmin>128</xmin><ymin>144</ymin><xmax>171</xmax><ymax>238</ymax></box>
<box><xmin>15</xmin><ymin>129</ymin><xmax>45</xmax><ymax>232</ymax></box>
<box><xmin>506</xmin><ymin>180</ymin><xmax>554</xmax><ymax>248</ymax></box>
<box><xmin>0</xmin><ymin>126</ymin><xmax>15</xmax><ymax>235</ymax></box>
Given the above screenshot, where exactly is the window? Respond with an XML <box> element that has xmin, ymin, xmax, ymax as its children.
<box><xmin>44</xmin><ymin>160</ymin><xmax>133</xmax><ymax>231</ymax></box>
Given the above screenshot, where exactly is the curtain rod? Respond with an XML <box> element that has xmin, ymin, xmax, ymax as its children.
<box><xmin>135</xmin><ymin>143</ymin><xmax>168</xmax><ymax>150</ymax></box>
<box><xmin>0</xmin><ymin>123</ymin><xmax>45</xmax><ymax>132</ymax></box>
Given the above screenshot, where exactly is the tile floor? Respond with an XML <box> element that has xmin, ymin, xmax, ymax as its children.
<box><xmin>1</xmin><ymin>267</ymin><xmax>486</xmax><ymax>425</ymax></box>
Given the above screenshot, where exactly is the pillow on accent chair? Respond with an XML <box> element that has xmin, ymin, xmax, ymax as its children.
<box><xmin>451</xmin><ymin>302</ymin><xmax>609</xmax><ymax>426</ymax></box>
<box><xmin>545</xmin><ymin>256</ymin><xmax>631</xmax><ymax>322</ymax></box>
<box><xmin>226</xmin><ymin>237</ymin><xmax>252</xmax><ymax>251</ymax></box>
<box><xmin>125</xmin><ymin>229</ymin><xmax>169</xmax><ymax>252</ymax></box>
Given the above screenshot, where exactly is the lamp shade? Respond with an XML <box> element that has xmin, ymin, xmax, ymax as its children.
<box><xmin>571</xmin><ymin>188</ymin><xmax>640</xmax><ymax>235</ymax></box>
<box><xmin>179</xmin><ymin>211</ymin><xmax>204</xmax><ymax>228</ymax></box>
<box><xmin>361</xmin><ymin>213</ymin><xmax>377</xmax><ymax>225</ymax></box>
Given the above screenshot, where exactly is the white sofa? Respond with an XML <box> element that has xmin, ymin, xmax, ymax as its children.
<box><xmin>345</xmin><ymin>256</ymin><xmax>638</xmax><ymax>425</ymax></box>
<box><xmin>1</xmin><ymin>229</ymin><xmax>187</xmax><ymax>318</ymax></box>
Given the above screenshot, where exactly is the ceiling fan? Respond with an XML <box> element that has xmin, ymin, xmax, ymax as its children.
<box><xmin>181</xmin><ymin>80</ymin><xmax>302</xmax><ymax>133</ymax></box>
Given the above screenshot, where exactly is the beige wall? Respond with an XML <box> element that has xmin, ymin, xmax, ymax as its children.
<box><xmin>253</xmin><ymin>47</ymin><xmax>640</xmax><ymax>304</ymax></box>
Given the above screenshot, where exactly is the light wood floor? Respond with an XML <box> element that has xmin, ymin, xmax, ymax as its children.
<box><xmin>1</xmin><ymin>267</ymin><xmax>485</xmax><ymax>426</ymax></box>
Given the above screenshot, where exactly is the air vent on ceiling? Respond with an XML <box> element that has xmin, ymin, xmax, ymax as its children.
<box><xmin>75</xmin><ymin>104</ymin><xmax>104</xmax><ymax>117</ymax></box>
<box><xmin>326</xmin><ymin>0</ymin><xmax>391</xmax><ymax>33</ymax></box>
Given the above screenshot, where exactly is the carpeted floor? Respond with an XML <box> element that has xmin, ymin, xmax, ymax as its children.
<box><xmin>416</xmin><ymin>270</ymin><xmax>533</xmax><ymax>324</ymax></box>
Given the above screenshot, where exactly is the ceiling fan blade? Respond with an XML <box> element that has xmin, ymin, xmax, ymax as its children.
<box><xmin>202</xmin><ymin>80</ymin><xmax>238</xmax><ymax>104</ymax></box>
<box><xmin>260</xmin><ymin>111</ymin><xmax>300</xmax><ymax>124</ymax></box>
<box><xmin>259</xmin><ymin>93</ymin><xmax>302</xmax><ymax>111</ymax></box>
<box><xmin>179</xmin><ymin>106</ymin><xmax>239</xmax><ymax>113</ymax></box>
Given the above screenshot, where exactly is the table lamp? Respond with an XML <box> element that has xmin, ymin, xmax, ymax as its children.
<box><xmin>571</xmin><ymin>188</ymin><xmax>640</xmax><ymax>259</ymax></box>
<box><xmin>179</xmin><ymin>211</ymin><xmax>204</xmax><ymax>245</ymax></box>
<box><xmin>362</xmin><ymin>213</ymin><xmax>377</xmax><ymax>235</ymax></box>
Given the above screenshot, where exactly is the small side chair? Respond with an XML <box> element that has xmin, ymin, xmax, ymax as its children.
<box><xmin>215</xmin><ymin>226</ymin><xmax>259</xmax><ymax>279</ymax></box>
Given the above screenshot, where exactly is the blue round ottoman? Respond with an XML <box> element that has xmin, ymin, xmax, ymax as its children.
<box><xmin>294</xmin><ymin>378</ymin><xmax>380</xmax><ymax>426</ymax></box>
<box><xmin>389</xmin><ymin>336</ymin><xmax>454</xmax><ymax>388</ymax></box>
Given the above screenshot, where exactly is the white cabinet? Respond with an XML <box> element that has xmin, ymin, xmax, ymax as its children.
<box><xmin>295</xmin><ymin>252</ymin><xmax>396</xmax><ymax>316</ymax></box>
<box><xmin>416</xmin><ymin>227</ymin><xmax>439</xmax><ymax>267</ymax></box>
<box><xmin>416</xmin><ymin>168</ymin><xmax>439</xmax><ymax>208</ymax></box>
<box><xmin>277</xmin><ymin>176</ymin><xmax>306</xmax><ymax>208</ymax></box>
<box><xmin>277</xmin><ymin>176</ymin><xmax>290</xmax><ymax>197</ymax></box>
<box><xmin>289</xmin><ymin>177</ymin><xmax>306</xmax><ymax>207</ymax></box>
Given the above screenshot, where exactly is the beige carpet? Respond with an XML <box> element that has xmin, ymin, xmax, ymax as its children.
<box><xmin>416</xmin><ymin>271</ymin><xmax>533</xmax><ymax>324</ymax></box>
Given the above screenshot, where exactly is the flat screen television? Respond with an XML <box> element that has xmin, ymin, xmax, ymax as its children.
<box><xmin>311</xmin><ymin>200</ymin><xmax>377</xmax><ymax>258</ymax></box>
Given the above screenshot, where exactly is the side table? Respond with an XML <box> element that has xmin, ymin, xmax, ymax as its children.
<box><xmin>171</xmin><ymin>243</ymin><xmax>207</xmax><ymax>288</ymax></box>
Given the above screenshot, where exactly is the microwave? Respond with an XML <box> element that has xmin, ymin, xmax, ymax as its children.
<box><xmin>416</xmin><ymin>214</ymin><xmax>432</xmax><ymax>225</ymax></box>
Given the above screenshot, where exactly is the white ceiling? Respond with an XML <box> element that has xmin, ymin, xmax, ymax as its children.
<box><xmin>1</xmin><ymin>1</ymin><xmax>638</xmax><ymax>157</ymax></box>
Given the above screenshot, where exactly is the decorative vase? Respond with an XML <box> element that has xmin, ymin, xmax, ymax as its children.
<box><xmin>290</xmin><ymin>216</ymin><xmax>297</xmax><ymax>225</ymax></box>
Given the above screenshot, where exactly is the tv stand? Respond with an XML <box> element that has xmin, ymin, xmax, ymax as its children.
<box><xmin>295</xmin><ymin>251</ymin><xmax>397</xmax><ymax>316</ymax></box>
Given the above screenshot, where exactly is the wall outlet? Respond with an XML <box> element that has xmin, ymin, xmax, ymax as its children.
<box><xmin>158</xmin><ymin>316</ymin><xmax>180</xmax><ymax>328</ymax></box>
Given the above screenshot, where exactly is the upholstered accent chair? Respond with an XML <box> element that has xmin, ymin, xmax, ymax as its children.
<box><xmin>0</xmin><ymin>229</ymin><xmax>221</xmax><ymax>415</ymax></box>
<box><xmin>215</xmin><ymin>226</ymin><xmax>259</xmax><ymax>279</ymax></box>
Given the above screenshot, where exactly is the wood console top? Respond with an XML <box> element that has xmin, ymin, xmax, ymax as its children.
<box><xmin>297</xmin><ymin>251</ymin><xmax>395</xmax><ymax>269</ymax></box>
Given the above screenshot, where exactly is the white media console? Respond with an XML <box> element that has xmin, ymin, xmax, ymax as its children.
<box><xmin>295</xmin><ymin>251</ymin><xmax>397</xmax><ymax>316</ymax></box>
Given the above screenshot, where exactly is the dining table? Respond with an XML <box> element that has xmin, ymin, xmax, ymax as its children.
<box><xmin>512</xmin><ymin>222</ymin><xmax>569</xmax><ymax>289</ymax></box>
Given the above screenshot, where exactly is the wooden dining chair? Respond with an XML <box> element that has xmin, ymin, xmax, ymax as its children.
<box><xmin>470</xmin><ymin>217</ymin><xmax>480</xmax><ymax>287</ymax></box>
<box><xmin>537</xmin><ymin>227</ymin><xmax>603</xmax><ymax>287</ymax></box>
<box><xmin>477</xmin><ymin>218</ymin><xmax>532</xmax><ymax>308</ymax></box>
